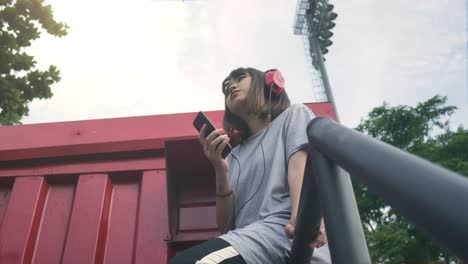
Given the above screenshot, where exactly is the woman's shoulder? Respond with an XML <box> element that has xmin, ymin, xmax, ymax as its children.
<box><xmin>269</xmin><ymin>104</ymin><xmax>314</xmax><ymax>130</ymax></box>
<box><xmin>281</xmin><ymin>103</ymin><xmax>314</xmax><ymax>118</ymax></box>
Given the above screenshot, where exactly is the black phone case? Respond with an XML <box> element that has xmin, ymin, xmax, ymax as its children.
<box><xmin>193</xmin><ymin>111</ymin><xmax>232</xmax><ymax>158</ymax></box>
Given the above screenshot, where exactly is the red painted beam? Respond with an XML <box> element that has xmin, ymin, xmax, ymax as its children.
<box><xmin>62</xmin><ymin>174</ymin><xmax>112</xmax><ymax>264</ymax></box>
<box><xmin>103</xmin><ymin>179</ymin><xmax>140</xmax><ymax>264</ymax></box>
<box><xmin>0</xmin><ymin>178</ymin><xmax>14</xmax><ymax>225</ymax></box>
<box><xmin>309</xmin><ymin>102</ymin><xmax>337</xmax><ymax>120</ymax></box>
<box><xmin>33</xmin><ymin>182</ymin><xmax>76</xmax><ymax>264</ymax></box>
<box><xmin>0</xmin><ymin>111</ymin><xmax>210</xmax><ymax>162</ymax></box>
<box><xmin>134</xmin><ymin>170</ymin><xmax>169</xmax><ymax>263</ymax></box>
<box><xmin>0</xmin><ymin>156</ymin><xmax>166</xmax><ymax>178</ymax></box>
<box><xmin>0</xmin><ymin>103</ymin><xmax>335</xmax><ymax>162</ymax></box>
<box><xmin>0</xmin><ymin>177</ymin><xmax>48</xmax><ymax>264</ymax></box>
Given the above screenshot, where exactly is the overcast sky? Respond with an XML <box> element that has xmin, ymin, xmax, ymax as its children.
<box><xmin>23</xmin><ymin>0</ymin><xmax>467</xmax><ymax>130</ymax></box>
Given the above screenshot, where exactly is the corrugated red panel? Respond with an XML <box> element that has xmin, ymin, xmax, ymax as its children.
<box><xmin>0</xmin><ymin>103</ymin><xmax>335</xmax><ymax>263</ymax></box>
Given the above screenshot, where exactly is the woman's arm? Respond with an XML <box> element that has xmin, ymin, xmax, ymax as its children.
<box><xmin>213</xmin><ymin>165</ymin><xmax>235</xmax><ymax>233</ymax></box>
<box><xmin>287</xmin><ymin>149</ymin><xmax>308</xmax><ymax>219</ymax></box>
<box><xmin>199</xmin><ymin>125</ymin><xmax>234</xmax><ymax>233</ymax></box>
<box><xmin>286</xmin><ymin>149</ymin><xmax>327</xmax><ymax>248</ymax></box>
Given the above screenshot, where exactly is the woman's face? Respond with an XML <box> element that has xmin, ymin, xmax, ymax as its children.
<box><xmin>225</xmin><ymin>73</ymin><xmax>252</xmax><ymax>115</ymax></box>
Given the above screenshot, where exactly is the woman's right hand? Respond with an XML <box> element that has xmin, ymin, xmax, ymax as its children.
<box><xmin>199</xmin><ymin>124</ymin><xmax>230</xmax><ymax>172</ymax></box>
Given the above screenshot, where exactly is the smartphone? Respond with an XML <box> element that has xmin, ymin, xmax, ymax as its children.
<box><xmin>193</xmin><ymin>111</ymin><xmax>232</xmax><ymax>158</ymax></box>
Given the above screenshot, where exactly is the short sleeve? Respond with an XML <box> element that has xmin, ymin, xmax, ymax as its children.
<box><xmin>283</xmin><ymin>104</ymin><xmax>316</xmax><ymax>160</ymax></box>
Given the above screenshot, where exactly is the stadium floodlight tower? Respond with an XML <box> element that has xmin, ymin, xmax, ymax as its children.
<box><xmin>293</xmin><ymin>0</ymin><xmax>339</xmax><ymax>120</ymax></box>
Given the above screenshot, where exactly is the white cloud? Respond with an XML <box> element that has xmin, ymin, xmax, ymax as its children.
<box><xmin>21</xmin><ymin>0</ymin><xmax>467</xmax><ymax>130</ymax></box>
<box><xmin>24</xmin><ymin>0</ymin><xmax>317</xmax><ymax>124</ymax></box>
<box><xmin>327</xmin><ymin>0</ymin><xmax>467</xmax><ymax>127</ymax></box>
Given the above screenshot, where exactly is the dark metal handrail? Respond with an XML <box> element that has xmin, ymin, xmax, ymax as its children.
<box><xmin>289</xmin><ymin>116</ymin><xmax>468</xmax><ymax>263</ymax></box>
<box><xmin>287</xmin><ymin>156</ymin><xmax>322</xmax><ymax>263</ymax></box>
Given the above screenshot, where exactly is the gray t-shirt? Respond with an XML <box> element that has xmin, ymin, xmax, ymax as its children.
<box><xmin>219</xmin><ymin>103</ymin><xmax>317</xmax><ymax>263</ymax></box>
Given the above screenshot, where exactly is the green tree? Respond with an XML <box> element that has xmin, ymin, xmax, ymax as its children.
<box><xmin>0</xmin><ymin>0</ymin><xmax>68</xmax><ymax>125</ymax></box>
<box><xmin>355</xmin><ymin>95</ymin><xmax>467</xmax><ymax>263</ymax></box>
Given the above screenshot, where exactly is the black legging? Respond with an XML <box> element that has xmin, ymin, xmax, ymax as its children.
<box><xmin>170</xmin><ymin>238</ymin><xmax>247</xmax><ymax>264</ymax></box>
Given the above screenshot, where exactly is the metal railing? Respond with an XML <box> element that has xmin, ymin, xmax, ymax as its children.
<box><xmin>288</xmin><ymin>117</ymin><xmax>468</xmax><ymax>263</ymax></box>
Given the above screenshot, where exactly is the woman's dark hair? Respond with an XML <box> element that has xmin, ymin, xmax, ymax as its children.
<box><xmin>221</xmin><ymin>67</ymin><xmax>290</xmax><ymax>145</ymax></box>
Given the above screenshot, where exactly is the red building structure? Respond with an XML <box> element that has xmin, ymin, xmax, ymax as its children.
<box><xmin>0</xmin><ymin>102</ymin><xmax>336</xmax><ymax>264</ymax></box>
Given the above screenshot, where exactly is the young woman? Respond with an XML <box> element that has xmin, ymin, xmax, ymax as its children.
<box><xmin>170</xmin><ymin>67</ymin><xmax>329</xmax><ymax>264</ymax></box>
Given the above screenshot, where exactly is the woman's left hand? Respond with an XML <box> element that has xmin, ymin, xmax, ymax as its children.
<box><xmin>284</xmin><ymin>217</ymin><xmax>327</xmax><ymax>248</ymax></box>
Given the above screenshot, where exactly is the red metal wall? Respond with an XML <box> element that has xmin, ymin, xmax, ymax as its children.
<box><xmin>0</xmin><ymin>103</ymin><xmax>336</xmax><ymax>264</ymax></box>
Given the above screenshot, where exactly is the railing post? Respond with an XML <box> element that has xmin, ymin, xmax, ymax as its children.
<box><xmin>288</xmin><ymin>153</ymin><xmax>322</xmax><ymax>264</ymax></box>
<box><xmin>309</xmin><ymin>147</ymin><xmax>371</xmax><ymax>264</ymax></box>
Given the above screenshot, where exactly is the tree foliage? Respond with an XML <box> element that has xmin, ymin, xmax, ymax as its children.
<box><xmin>355</xmin><ymin>95</ymin><xmax>467</xmax><ymax>263</ymax></box>
<box><xmin>0</xmin><ymin>0</ymin><xmax>68</xmax><ymax>125</ymax></box>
